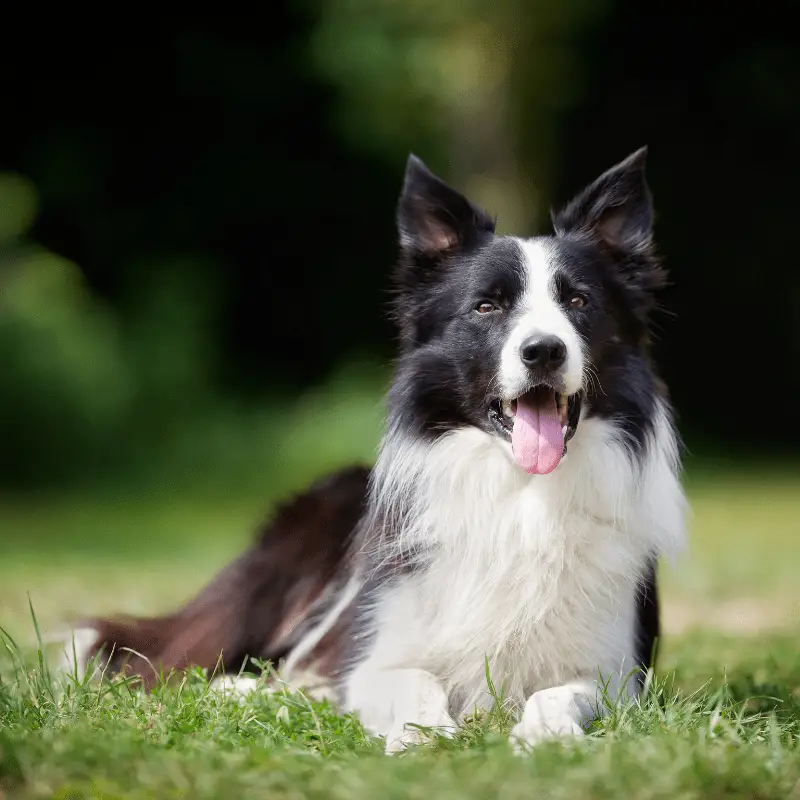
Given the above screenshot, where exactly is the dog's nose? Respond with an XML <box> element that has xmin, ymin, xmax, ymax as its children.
<box><xmin>519</xmin><ymin>335</ymin><xmax>567</xmax><ymax>372</ymax></box>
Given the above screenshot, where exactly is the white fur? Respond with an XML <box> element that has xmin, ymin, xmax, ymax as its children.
<box><xmin>347</xmin><ymin>668</ymin><xmax>457</xmax><ymax>753</ymax></box>
<box><xmin>210</xmin><ymin>674</ymin><xmax>261</xmax><ymax>702</ymax></box>
<box><xmin>282</xmin><ymin>573</ymin><xmax>363</xmax><ymax>678</ymax></box>
<box><xmin>499</xmin><ymin>238</ymin><xmax>585</xmax><ymax>398</ymax></box>
<box><xmin>510</xmin><ymin>682</ymin><xmax>595</xmax><ymax>749</ymax></box>
<box><xmin>344</xmin><ymin>399</ymin><xmax>685</xmax><ymax>752</ymax></box>
<box><xmin>47</xmin><ymin>626</ymin><xmax>104</xmax><ymax>681</ymax></box>
<box><xmin>208</xmin><ymin>669</ymin><xmax>336</xmax><ymax>703</ymax></box>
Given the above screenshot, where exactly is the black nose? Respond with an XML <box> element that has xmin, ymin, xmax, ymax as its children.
<box><xmin>519</xmin><ymin>335</ymin><xmax>567</xmax><ymax>371</ymax></box>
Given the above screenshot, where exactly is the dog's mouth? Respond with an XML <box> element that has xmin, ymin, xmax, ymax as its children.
<box><xmin>488</xmin><ymin>387</ymin><xmax>582</xmax><ymax>475</ymax></box>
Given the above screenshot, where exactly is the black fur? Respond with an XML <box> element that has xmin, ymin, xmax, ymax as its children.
<box><xmin>635</xmin><ymin>560</ymin><xmax>661</xmax><ymax>679</ymax></box>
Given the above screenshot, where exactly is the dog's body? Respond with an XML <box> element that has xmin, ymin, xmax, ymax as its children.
<box><xmin>73</xmin><ymin>149</ymin><xmax>686</xmax><ymax>751</ymax></box>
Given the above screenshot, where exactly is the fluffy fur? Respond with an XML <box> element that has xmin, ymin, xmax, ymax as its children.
<box><xmin>68</xmin><ymin>148</ymin><xmax>687</xmax><ymax>754</ymax></box>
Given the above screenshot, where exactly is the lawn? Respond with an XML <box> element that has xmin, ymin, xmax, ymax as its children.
<box><xmin>1</xmin><ymin>447</ymin><xmax>799</xmax><ymax>798</ymax></box>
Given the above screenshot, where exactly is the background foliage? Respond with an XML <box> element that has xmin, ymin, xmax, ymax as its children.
<box><xmin>0</xmin><ymin>1</ymin><xmax>797</xmax><ymax>489</ymax></box>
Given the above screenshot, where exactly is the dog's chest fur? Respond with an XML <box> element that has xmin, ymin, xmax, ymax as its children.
<box><xmin>363</xmin><ymin>408</ymin><xmax>684</xmax><ymax>715</ymax></box>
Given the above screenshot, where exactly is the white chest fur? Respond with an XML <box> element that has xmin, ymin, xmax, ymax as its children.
<box><xmin>348</xmin><ymin>404</ymin><xmax>686</xmax><ymax>725</ymax></box>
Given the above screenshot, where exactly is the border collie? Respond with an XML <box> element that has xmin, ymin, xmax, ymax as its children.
<box><xmin>70</xmin><ymin>148</ymin><xmax>686</xmax><ymax>753</ymax></box>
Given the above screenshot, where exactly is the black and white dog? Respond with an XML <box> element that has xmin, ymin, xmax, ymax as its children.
<box><xmin>72</xmin><ymin>148</ymin><xmax>686</xmax><ymax>752</ymax></box>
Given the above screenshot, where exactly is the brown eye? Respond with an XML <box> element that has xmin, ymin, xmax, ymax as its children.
<box><xmin>476</xmin><ymin>302</ymin><xmax>497</xmax><ymax>314</ymax></box>
<box><xmin>569</xmin><ymin>295</ymin><xmax>587</xmax><ymax>309</ymax></box>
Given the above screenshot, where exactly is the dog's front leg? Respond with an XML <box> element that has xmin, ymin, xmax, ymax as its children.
<box><xmin>510</xmin><ymin>674</ymin><xmax>628</xmax><ymax>751</ymax></box>
<box><xmin>345</xmin><ymin>667</ymin><xmax>457</xmax><ymax>753</ymax></box>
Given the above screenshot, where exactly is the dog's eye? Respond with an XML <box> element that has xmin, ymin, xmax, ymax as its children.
<box><xmin>475</xmin><ymin>302</ymin><xmax>497</xmax><ymax>314</ymax></box>
<box><xmin>569</xmin><ymin>295</ymin><xmax>587</xmax><ymax>310</ymax></box>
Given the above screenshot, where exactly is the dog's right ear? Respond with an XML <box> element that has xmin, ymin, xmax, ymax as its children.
<box><xmin>397</xmin><ymin>155</ymin><xmax>495</xmax><ymax>259</ymax></box>
<box><xmin>552</xmin><ymin>147</ymin><xmax>653</xmax><ymax>253</ymax></box>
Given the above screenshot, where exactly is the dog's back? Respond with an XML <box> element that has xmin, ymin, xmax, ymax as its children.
<box><xmin>74</xmin><ymin>466</ymin><xmax>368</xmax><ymax>686</ymax></box>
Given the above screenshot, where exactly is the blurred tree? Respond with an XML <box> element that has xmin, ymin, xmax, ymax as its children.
<box><xmin>305</xmin><ymin>0</ymin><xmax>607</xmax><ymax>233</ymax></box>
<box><xmin>0</xmin><ymin>176</ymin><xmax>133</xmax><ymax>483</ymax></box>
<box><xmin>0</xmin><ymin>15</ymin><xmax>399</xmax><ymax>397</ymax></box>
<box><xmin>0</xmin><ymin>0</ymin><xmax>797</xmax><ymax>490</ymax></box>
<box><xmin>553</xmin><ymin>0</ymin><xmax>799</xmax><ymax>450</ymax></box>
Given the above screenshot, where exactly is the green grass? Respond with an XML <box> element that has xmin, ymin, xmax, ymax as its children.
<box><xmin>0</xmin><ymin>635</ymin><xmax>798</xmax><ymax>799</ymax></box>
<box><xmin>1</xmin><ymin>452</ymin><xmax>800</xmax><ymax>797</ymax></box>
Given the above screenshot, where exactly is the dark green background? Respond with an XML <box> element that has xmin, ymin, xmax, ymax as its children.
<box><xmin>0</xmin><ymin>1</ymin><xmax>796</xmax><ymax>488</ymax></box>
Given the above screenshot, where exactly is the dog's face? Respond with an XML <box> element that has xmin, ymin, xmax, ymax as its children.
<box><xmin>391</xmin><ymin>149</ymin><xmax>666</xmax><ymax>475</ymax></box>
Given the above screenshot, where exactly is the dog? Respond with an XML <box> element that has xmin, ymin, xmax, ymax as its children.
<box><xmin>68</xmin><ymin>148</ymin><xmax>686</xmax><ymax>753</ymax></box>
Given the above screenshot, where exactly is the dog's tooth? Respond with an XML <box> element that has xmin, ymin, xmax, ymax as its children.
<box><xmin>562</xmin><ymin>425</ymin><xmax>568</xmax><ymax>437</ymax></box>
<box><xmin>559</xmin><ymin>395</ymin><xmax>569</xmax><ymax>425</ymax></box>
<box><xmin>502</xmin><ymin>400</ymin><xmax>515</xmax><ymax>418</ymax></box>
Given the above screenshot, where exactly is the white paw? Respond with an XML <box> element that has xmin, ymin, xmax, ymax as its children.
<box><xmin>345</xmin><ymin>667</ymin><xmax>456</xmax><ymax>754</ymax></box>
<box><xmin>381</xmin><ymin>669</ymin><xmax>457</xmax><ymax>754</ymax></box>
<box><xmin>384</xmin><ymin>711</ymin><xmax>457</xmax><ymax>754</ymax></box>
<box><xmin>277</xmin><ymin>667</ymin><xmax>336</xmax><ymax>703</ymax></box>
<box><xmin>510</xmin><ymin>685</ymin><xmax>589</xmax><ymax>753</ymax></box>
<box><xmin>47</xmin><ymin>626</ymin><xmax>100</xmax><ymax>681</ymax></box>
<box><xmin>209</xmin><ymin>674</ymin><xmax>261</xmax><ymax>703</ymax></box>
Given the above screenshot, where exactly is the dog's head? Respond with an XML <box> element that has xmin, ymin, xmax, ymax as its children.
<box><xmin>390</xmin><ymin>148</ymin><xmax>666</xmax><ymax>475</ymax></box>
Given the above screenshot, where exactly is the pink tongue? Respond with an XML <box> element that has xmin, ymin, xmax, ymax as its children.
<box><xmin>511</xmin><ymin>390</ymin><xmax>564</xmax><ymax>475</ymax></box>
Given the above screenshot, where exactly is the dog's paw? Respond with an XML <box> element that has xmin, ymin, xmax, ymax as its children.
<box><xmin>209</xmin><ymin>674</ymin><xmax>262</xmax><ymax>703</ymax></box>
<box><xmin>47</xmin><ymin>626</ymin><xmax>101</xmax><ymax>681</ymax></box>
<box><xmin>510</xmin><ymin>685</ymin><xmax>588</xmax><ymax>753</ymax></box>
<box><xmin>346</xmin><ymin>667</ymin><xmax>456</xmax><ymax>755</ymax></box>
<box><xmin>384</xmin><ymin>712</ymin><xmax>457</xmax><ymax>754</ymax></box>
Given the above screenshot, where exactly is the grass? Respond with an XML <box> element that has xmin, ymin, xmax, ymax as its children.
<box><xmin>1</xmin><ymin>396</ymin><xmax>800</xmax><ymax>797</ymax></box>
<box><xmin>0</xmin><ymin>635</ymin><xmax>798</xmax><ymax>799</ymax></box>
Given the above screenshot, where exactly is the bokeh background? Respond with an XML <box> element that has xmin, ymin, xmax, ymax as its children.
<box><xmin>1</xmin><ymin>3</ymin><xmax>798</xmax><ymax>652</ymax></box>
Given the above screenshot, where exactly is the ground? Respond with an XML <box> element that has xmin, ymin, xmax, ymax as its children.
<box><xmin>1</xmin><ymin>458</ymin><xmax>799</xmax><ymax>798</ymax></box>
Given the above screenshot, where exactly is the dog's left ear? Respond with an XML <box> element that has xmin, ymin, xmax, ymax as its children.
<box><xmin>397</xmin><ymin>155</ymin><xmax>495</xmax><ymax>258</ymax></box>
<box><xmin>552</xmin><ymin>147</ymin><xmax>653</xmax><ymax>252</ymax></box>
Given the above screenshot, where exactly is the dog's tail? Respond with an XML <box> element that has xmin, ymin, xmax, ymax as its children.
<box><xmin>66</xmin><ymin>466</ymin><xmax>369</xmax><ymax>689</ymax></box>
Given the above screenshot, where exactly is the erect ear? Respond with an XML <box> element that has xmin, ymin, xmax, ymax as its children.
<box><xmin>397</xmin><ymin>154</ymin><xmax>495</xmax><ymax>257</ymax></box>
<box><xmin>552</xmin><ymin>147</ymin><xmax>653</xmax><ymax>252</ymax></box>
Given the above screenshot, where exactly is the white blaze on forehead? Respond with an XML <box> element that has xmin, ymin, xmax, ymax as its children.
<box><xmin>498</xmin><ymin>237</ymin><xmax>585</xmax><ymax>398</ymax></box>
